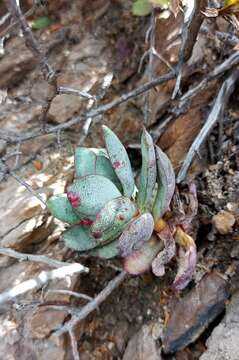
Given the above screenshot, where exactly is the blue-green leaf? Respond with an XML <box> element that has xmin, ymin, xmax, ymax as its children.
<box><xmin>91</xmin><ymin>197</ymin><xmax>137</xmax><ymax>243</ymax></box>
<box><xmin>89</xmin><ymin>240</ymin><xmax>119</xmax><ymax>259</ymax></box>
<box><xmin>63</xmin><ymin>225</ymin><xmax>98</xmax><ymax>251</ymax></box>
<box><xmin>118</xmin><ymin>213</ymin><xmax>154</xmax><ymax>257</ymax></box>
<box><xmin>102</xmin><ymin>125</ymin><xmax>135</xmax><ymax>198</ymax></box>
<box><xmin>152</xmin><ymin>145</ymin><xmax>175</xmax><ymax>223</ymax></box>
<box><xmin>67</xmin><ymin>175</ymin><xmax>121</xmax><ymax>217</ymax></box>
<box><xmin>75</xmin><ymin>147</ymin><xmax>122</xmax><ymax>190</ymax></box>
<box><xmin>75</xmin><ymin>148</ymin><xmax>97</xmax><ymax>177</ymax></box>
<box><xmin>137</xmin><ymin>128</ymin><xmax>157</xmax><ymax>212</ymax></box>
<box><xmin>47</xmin><ymin>194</ymin><xmax>81</xmax><ymax>224</ymax></box>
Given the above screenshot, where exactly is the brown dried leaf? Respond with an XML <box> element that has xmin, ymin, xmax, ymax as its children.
<box><xmin>152</xmin><ymin>225</ymin><xmax>176</xmax><ymax>277</ymax></box>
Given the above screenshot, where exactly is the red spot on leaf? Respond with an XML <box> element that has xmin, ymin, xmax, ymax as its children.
<box><xmin>92</xmin><ymin>231</ymin><xmax>102</xmax><ymax>239</ymax></box>
<box><xmin>118</xmin><ymin>214</ymin><xmax>125</xmax><ymax>221</ymax></box>
<box><xmin>79</xmin><ymin>218</ymin><xmax>93</xmax><ymax>226</ymax></box>
<box><xmin>67</xmin><ymin>192</ymin><xmax>80</xmax><ymax>208</ymax></box>
<box><xmin>113</xmin><ymin>160</ymin><xmax>121</xmax><ymax>169</ymax></box>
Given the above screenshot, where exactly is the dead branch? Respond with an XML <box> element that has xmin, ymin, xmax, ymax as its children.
<box><xmin>46</xmin><ymin>289</ymin><xmax>93</xmax><ymax>301</ymax></box>
<box><xmin>177</xmin><ymin>69</ymin><xmax>239</xmax><ymax>183</ymax></box>
<box><xmin>9</xmin><ymin>170</ymin><xmax>47</xmax><ymax>205</ymax></box>
<box><xmin>0</xmin><ymin>70</ymin><xmax>175</xmax><ymax>145</ymax></box>
<box><xmin>200</xmin><ymin>26</ymin><xmax>239</xmax><ymax>47</ymax></box>
<box><xmin>4</xmin><ymin>0</ymin><xmax>57</xmax><ymax>127</ymax></box>
<box><xmin>180</xmin><ymin>50</ymin><xmax>239</xmax><ymax>102</ymax></box>
<box><xmin>0</xmin><ymin>247</ymin><xmax>88</xmax><ymax>269</ymax></box>
<box><xmin>0</xmin><ymin>263</ymin><xmax>89</xmax><ymax>304</ymax></box>
<box><xmin>4</xmin><ymin>0</ymin><xmax>54</xmax><ymax>80</ymax></box>
<box><xmin>58</xmin><ymin>86</ymin><xmax>96</xmax><ymax>100</ymax></box>
<box><xmin>69</xmin><ymin>329</ymin><xmax>80</xmax><ymax>360</ymax></box>
<box><xmin>54</xmin><ymin>271</ymin><xmax>127</xmax><ymax>337</ymax></box>
<box><xmin>172</xmin><ymin>0</ymin><xmax>206</xmax><ymax>98</ymax></box>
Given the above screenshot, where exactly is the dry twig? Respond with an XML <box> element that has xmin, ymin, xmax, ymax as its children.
<box><xmin>55</xmin><ymin>271</ymin><xmax>127</xmax><ymax>336</ymax></box>
<box><xmin>0</xmin><ymin>70</ymin><xmax>175</xmax><ymax>145</ymax></box>
<box><xmin>0</xmin><ymin>263</ymin><xmax>89</xmax><ymax>305</ymax></box>
<box><xmin>0</xmin><ymin>247</ymin><xmax>87</xmax><ymax>269</ymax></box>
<box><xmin>177</xmin><ymin>69</ymin><xmax>239</xmax><ymax>183</ymax></box>
<box><xmin>172</xmin><ymin>0</ymin><xmax>206</xmax><ymax>98</ymax></box>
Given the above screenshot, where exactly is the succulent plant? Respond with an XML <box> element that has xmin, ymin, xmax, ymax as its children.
<box><xmin>47</xmin><ymin>126</ymin><xmax>197</xmax><ymax>290</ymax></box>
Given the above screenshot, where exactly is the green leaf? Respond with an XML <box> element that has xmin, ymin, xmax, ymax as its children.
<box><xmin>102</xmin><ymin>125</ymin><xmax>135</xmax><ymax>198</ymax></box>
<box><xmin>132</xmin><ymin>0</ymin><xmax>152</xmax><ymax>16</ymax></box>
<box><xmin>67</xmin><ymin>175</ymin><xmax>121</xmax><ymax>217</ymax></box>
<box><xmin>137</xmin><ymin>128</ymin><xmax>156</xmax><ymax>212</ymax></box>
<box><xmin>89</xmin><ymin>240</ymin><xmax>119</xmax><ymax>259</ymax></box>
<box><xmin>149</xmin><ymin>0</ymin><xmax>170</xmax><ymax>8</ymax></box>
<box><xmin>91</xmin><ymin>197</ymin><xmax>137</xmax><ymax>244</ymax></box>
<box><xmin>63</xmin><ymin>225</ymin><xmax>98</xmax><ymax>251</ymax></box>
<box><xmin>152</xmin><ymin>145</ymin><xmax>175</xmax><ymax>223</ymax></box>
<box><xmin>118</xmin><ymin>213</ymin><xmax>154</xmax><ymax>257</ymax></box>
<box><xmin>75</xmin><ymin>148</ymin><xmax>122</xmax><ymax>191</ymax></box>
<box><xmin>47</xmin><ymin>194</ymin><xmax>81</xmax><ymax>224</ymax></box>
<box><xmin>75</xmin><ymin>148</ymin><xmax>97</xmax><ymax>177</ymax></box>
<box><xmin>123</xmin><ymin>235</ymin><xmax>162</xmax><ymax>275</ymax></box>
<box><xmin>32</xmin><ymin>16</ymin><xmax>53</xmax><ymax>29</ymax></box>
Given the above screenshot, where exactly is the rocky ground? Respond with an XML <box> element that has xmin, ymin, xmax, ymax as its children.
<box><xmin>0</xmin><ymin>0</ymin><xmax>239</xmax><ymax>359</ymax></box>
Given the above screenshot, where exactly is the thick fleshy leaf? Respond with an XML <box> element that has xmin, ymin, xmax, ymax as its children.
<box><xmin>75</xmin><ymin>148</ymin><xmax>97</xmax><ymax>177</ymax></box>
<box><xmin>63</xmin><ymin>225</ymin><xmax>98</xmax><ymax>251</ymax></box>
<box><xmin>75</xmin><ymin>148</ymin><xmax>122</xmax><ymax>190</ymax></box>
<box><xmin>67</xmin><ymin>175</ymin><xmax>121</xmax><ymax>217</ymax></box>
<box><xmin>123</xmin><ymin>235</ymin><xmax>163</xmax><ymax>275</ymax></box>
<box><xmin>47</xmin><ymin>194</ymin><xmax>81</xmax><ymax>224</ymax></box>
<box><xmin>91</xmin><ymin>197</ymin><xmax>137</xmax><ymax>243</ymax></box>
<box><xmin>152</xmin><ymin>145</ymin><xmax>175</xmax><ymax>223</ymax></box>
<box><xmin>137</xmin><ymin>128</ymin><xmax>156</xmax><ymax>212</ymax></box>
<box><xmin>95</xmin><ymin>155</ymin><xmax>122</xmax><ymax>191</ymax></box>
<box><xmin>151</xmin><ymin>225</ymin><xmax>176</xmax><ymax>277</ymax></box>
<box><xmin>172</xmin><ymin>227</ymin><xmax>197</xmax><ymax>291</ymax></box>
<box><xmin>102</xmin><ymin>125</ymin><xmax>135</xmax><ymax>198</ymax></box>
<box><xmin>118</xmin><ymin>213</ymin><xmax>154</xmax><ymax>257</ymax></box>
<box><xmin>89</xmin><ymin>240</ymin><xmax>119</xmax><ymax>259</ymax></box>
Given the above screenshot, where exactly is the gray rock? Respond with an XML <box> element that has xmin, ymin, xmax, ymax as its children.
<box><xmin>123</xmin><ymin>324</ymin><xmax>162</xmax><ymax>360</ymax></box>
<box><xmin>200</xmin><ymin>291</ymin><xmax>239</xmax><ymax>360</ymax></box>
<box><xmin>162</xmin><ymin>271</ymin><xmax>229</xmax><ymax>354</ymax></box>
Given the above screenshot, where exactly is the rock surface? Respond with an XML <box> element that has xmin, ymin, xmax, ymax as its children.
<box><xmin>123</xmin><ymin>324</ymin><xmax>162</xmax><ymax>360</ymax></box>
<box><xmin>200</xmin><ymin>291</ymin><xmax>239</xmax><ymax>360</ymax></box>
<box><xmin>162</xmin><ymin>271</ymin><xmax>229</xmax><ymax>354</ymax></box>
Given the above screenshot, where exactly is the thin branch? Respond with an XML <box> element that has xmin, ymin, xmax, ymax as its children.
<box><xmin>4</xmin><ymin>0</ymin><xmax>57</xmax><ymax>128</ymax></box>
<box><xmin>0</xmin><ymin>247</ymin><xmax>88</xmax><ymax>269</ymax></box>
<box><xmin>58</xmin><ymin>86</ymin><xmax>95</xmax><ymax>100</ymax></box>
<box><xmin>54</xmin><ymin>271</ymin><xmax>127</xmax><ymax>336</ymax></box>
<box><xmin>9</xmin><ymin>170</ymin><xmax>47</xmax><ymax>206</ymax></box>
<box><xmin>180</xmin><ymin>50</ymin><xmax>239</xmax><ymax>102</ymax></box>
<box><xmin>69</xmin><ymin>330</ymin><xmax>80</xmax><ymax>360</ymax></box>
<box><xmin>172</xmin><ymin>0</ymin><xmax>206</xmax><ymax>98</ymax></box>
<box><xmin>143</xmin><ymin>12</ymin><xmax>156</xmax><ymax>125</ymax></box>
<box><xmin>177</xmin><ymin>69</ymin><xmax>239</xmax><ymax>183</ymax></box>
<box><xmin>4</xmin><ymin>0</ymin><xmax>54</xmax><ymax>80</ymax></box>
<box><xmin>0</xmin><ymin>1</ymin><xmax>44</xmax><ymax>38</ymax></box>
<box><xmin>0</xmin><ymin>263</ymin><xmax>89</xmax><ymax>305</ymax></box>
<box><xmin>200</xmin><ymin>26</ymin><xmax>239</xmax><ymax>47</ymax></box>
<box><xmin>46</xmin><ymin>289</ymin><xmax>93</xmax><ymax>301</ymax></box>
<box><xmin>0</xmin><ymin>70</ymin><xmax>175</xmax><ymax>145</ymax></box>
